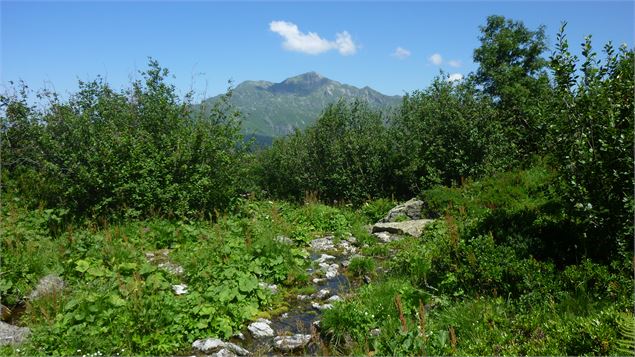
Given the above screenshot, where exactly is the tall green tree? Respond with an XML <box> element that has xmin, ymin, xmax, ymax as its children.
<box><xmin>473</xmin><ymin>15</ymin><xmax>552</xmax><ymax>159</ymax></box>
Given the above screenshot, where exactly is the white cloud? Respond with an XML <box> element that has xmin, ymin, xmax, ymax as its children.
<box><xmin>448</xmin><ymin>59</ymin><xmax>462</xmax><ymax>68</ymax></box>
<box><xmin>392</xmin><ymin>47</ymin><xmax>411</xmax><ymax>59</ymax></box>
<box><xmin>269</xmin><ymin>20</ymin><xmax>357</xmax><ymax>56</ymax></box>
<box><xmin>447</xmin><ymin>73</ymin><xmax>464</xmax><ymax>82</ymax></box>
<box><xmin>428</xmin><ymin>53</ymin><xmax>443</xmax><ymax>65</ymax></box>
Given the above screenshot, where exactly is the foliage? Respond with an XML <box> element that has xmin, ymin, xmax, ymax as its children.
<box><xmin>1</xmin><ymin>59</ymin><xmax>246</xmax><ymax>219</ymax></box>
<box><xmin>549</xmin><ymin>24</ymin><xmax>634</xmax><ymax>261</ymax></box>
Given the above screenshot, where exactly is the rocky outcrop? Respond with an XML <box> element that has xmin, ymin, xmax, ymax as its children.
<box><xmin>380</xmin><ymin>198</ymin><xmax>424</xmax><ymax>222</ymax></box>
<box><xmin>372</xmin><ymin>219</ymin><xmax>434</xmax><ymax>237</ymax></box>
<box><xmin>0</xmin><ymin>322</ymin><xmax>30</xmax><ymax>346</ymax></box>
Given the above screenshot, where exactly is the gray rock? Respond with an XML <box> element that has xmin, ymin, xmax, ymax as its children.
<box><xmin>341</xmin><ymin>260</ymin><xmax>350</xmax><ymax>268</ymax></box>
<box><xmin>381</xmin><ymin>198</ymin><xmax>424</xmax><ymax>222</ymax></box>
<box><xmin>319</xmin><ymin>263</ymin><xmax>339</xmax><ymax>279</ymax></box>
<box><xmin>371</xmin><ymin>219</ymin><xmax>434</xmax><ymax>237</ymax></box>
<box><xmin>370</xmin><ymin>328</ymin><xmax>381</xmax><ymax>337</ymax></box>
<box><xmin>275</xmin><ymin>235</ymin><xmax>293</xmax><ymax>245</ymax></box>
<box><xmin>158</xmin><ymin>262</ymin><xmax>185</xmax><ymax>275</ymax></box>
<box><xmin>310</xmin><ymin>237</ymin><xmax>335</xmax><ymax>251</ymax></box>
<box><xmin>258</xmin><ymin>282</ymin><xmax>278</xmax><ymax>294</ymax></box>
<box><xmin>297</xmin><ymin>294</ymin><xmax>310</xmax><ymax>301</ymax></box>
<box><xmin>224</xmin><ymin>342</ymin><xmax>250</xmax><ymax>356</ymax></box>
<box><xmin>373</xmin><ymin>231</ymin><xmax>393</xmax><ymax>243</ymax></box>
<box><xmin>211</xmin><ymin>348</ymin><xmax>236</xmax><ymax>357</ymax></box>
<box><xmin>338</xmin><ymin>240</ymin><xmax>357</xmax><ymax>255</ymax></box>
<box><xmin>28</xmin><ymin>274</ymin><xmax>65</xmax><ymax>300</ymax></box>
<box><xmin>314</xmin><ymin>254</ymin><xmax>335</xmax><ymax>264</ymax></box>
<box><xmin>0</xmin><ymin>322</ymin><xmax>30</xmax><ymax>346</ymax></box>
<box><xmin>248</xmin><ymin>319</ymin><xmax>274</xmax><ymax>338</ymax></box>
<box><xmin>233</xmin><ymin>332</ymin><xmax>246</xmax><ymax>340</ymax></box>
<box><xmin>312</xmin><ymin>302</ymin><xmax>333</xmax><ymax>311</ymax></box>
<box><xmin>313</xmin><ymin>289</ymin><xmax>331</xmax><ymax>300</ymax></box>
<box><xmin>273</xmin><ymin>334</ymin><xmax>312</xmax><ymax>352</ymax></box>
<box><xmin>172</xmin><ymin>284</ymin><xmax>188</xmax><ymax>295</ymax></box>
<box><xmin>192</xmin><ymin>338</ymin><xmax>225</xmax><ymax>353</ymax></box>
<box><xmin>327</xmin><ymin>295</ymin><xmax>342</xmax><ymax>303</ymax></box>
<box><xmin>312</xmin><ymin>278</ymin><xmax>326</xmax><ymax>284</ymax></box>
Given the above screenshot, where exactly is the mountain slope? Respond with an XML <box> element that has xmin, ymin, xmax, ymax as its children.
<box><xmin>201</xmin><ymin>72</ymin><xmax>401</xmax><ymax>137</ymax></box>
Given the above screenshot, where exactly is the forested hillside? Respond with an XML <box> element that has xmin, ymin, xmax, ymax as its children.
<box><xmin>1</xmin><ymin>16</ymin><xmax>633</xmax><ymax>356</ymax></box>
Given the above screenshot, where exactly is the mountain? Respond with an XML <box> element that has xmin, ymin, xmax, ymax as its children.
<box><xmin>200</xmin><ymin>72</ymin><xmax>401</xmax><ymax>138</ymax></box>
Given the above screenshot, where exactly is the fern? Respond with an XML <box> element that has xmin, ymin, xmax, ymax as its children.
<box><xmin>616</xmin><ymin>312</ymin><xmax>635</xmax><ymax>356</ymax></box>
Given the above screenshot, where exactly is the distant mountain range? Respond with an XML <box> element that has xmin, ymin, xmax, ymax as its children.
<box><xmin>200</xmin><ymin>72</ymin><xmax>401</xmax><ymax>139</ymax></box>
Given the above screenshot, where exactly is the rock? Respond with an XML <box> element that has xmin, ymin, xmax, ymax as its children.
<box><xmin>275</xmin><ymin>235</ymin><xmax>293</xmax><ymax>245</ymax></box>
<box><xmin>172</xmin><ymin>284</ymin><xmax>188</xmax><ymax>295</ymax></box>
<box><xmin>158</xmin><ymin>262</ymin><xmax>185</xmax><ymax>275</ymax></box>
<box><xmin>312</xmin><ymin>320</ymin><xmax>321</xmax><ymax>331</ymax></box>
<box><xmin>370</xmin><ymin>328</ymin><xmax>381</xmax><ymax>337</ymax></box>
<box><xmin>258</xmin><ymin>282</ymin><xmax>278</xmax><ymax>294</ymax></box>
<box><xmin>364</xmin><ymin>275</ymin><xmax>372</xmax><ymax>284</ymax></box>
<box><xmin>371</xmin><ymin>219</ymin><xmax>434</xmax><ymax>237</ymax></box>
<box><xmin>373</xmin><ymin>231</ymin><xmax>393</xmax><ymax>243</ymax></box>
<box><xmin>341</xmin><ymin>260</ymin><xmax>350</xmax><ymax>268</ymax></box>
<box><xmin>319</xmin><ymin>263</ymin><xmax>339</xmax><ymax>279</ymax></box>
<box><xmin>312</xmin><ymin>278</ymin><xmax>326</xmax><ymax>284</ymax></box>
<box><xmin>28</xmin><ymin>274</ymin><xmax>65</xmax><ymax>300</ymax></box>
<box><xmin>345</xmin><ymin>236</ymin><xmax>357</xmax><ymax>244</ymax></box>
<box><xmin>233</xmin><ymin>332</ymin><xmax>245</xmax><ymax>340</ymax></box>
<box><xmin>312</xmin><ymin>302</ymin><xmax>333</xmax><ymax>311</ymax></box>
<box><xmin>192</xmin><ymin>338</ymin><xmax>226</xmax><ymax>353</ymax></box>
<box><xmin>211</xmin><ymin>348</ymin><xmax>236</xmax><ymax>357</ymax></box>
<box><xmin>0</xmin><ymin>322</ymin><xmax>30</xmax><ymax>346</ymax></box>
<box><xmin>314</xmin><ymin>254</ymin><xmax>335</xmax><ymax>264</ymax></box>
<box><xmin>248</xmin><ymin>319</ymin><xmax>274</xmax><ymax>338</ymax></box>
<box><xmin>273</xmin><ymin>334</ymin><xmax>312</xmax><ymax>352</ymax></box>
<box><xmin>224</xmin><ymin>342</ymin><xmax>250</xmax><ymax>356</ymax></box>
<box><xmin>310</xmin><ymin>237</ymin><xmax>335</xmax><ymax>251</ymax></box>
<box><xmin>280</xmin><ymin>313</ymin><xmax>289</xmax><ymax>319</ymax></box>
<box><xmin>297</xmin><ymin>294</ymin><xmax>310</xmax><ymax>301</ymax></box>
<box><xmin>381</xmin><ymin>198</ymin><xmax>424</xmax><ymax>222</ymax></box>
<box><xmin>338</xmin><ymin>240</ymin><xmax>357</xmax><ymax>255</ymax></box>
<box><xmin>313</xmin><ymin>289</ymin><xmax>330</xmax><ymax>300</ymax></box>
<box><xmin>327</xmin><ymin>295</ymin><xmax>342</xmax><ymax>303</ymax></box>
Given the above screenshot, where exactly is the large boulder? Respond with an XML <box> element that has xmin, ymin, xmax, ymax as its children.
<box><xmin>380</xmin><ymin>198</ymin><xmax>424</xmax><ymax>222</ymax></box>
<box><xmin>28</xmin><ymin>274</ymin><xmax>65</xmax><ymax>300</ymax></box>
<box><xmin>192</xmin><ymin>338</ymin><xmax>250</xmax><ymax>356</ymax></box>
<box><xmin>372</xmin><ymin>219</ymin><xmax>434</xmax><ymax>237</ymax></box>
<box><xmin>0</xmin><ymin>322</ymin><xmax>30</xmax><ymax>346</ymax></box>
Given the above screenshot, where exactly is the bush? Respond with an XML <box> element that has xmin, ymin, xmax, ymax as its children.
<box><xmin>1</xmin><ymin>59</ymin><xmax>246</xmax><ymax>219</ymax></box>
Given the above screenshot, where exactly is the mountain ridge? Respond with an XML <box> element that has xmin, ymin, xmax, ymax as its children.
<box><xmin>201</xmin><ymin>72</ymin><xmax>401</xmax><ymax>138</ymax></box>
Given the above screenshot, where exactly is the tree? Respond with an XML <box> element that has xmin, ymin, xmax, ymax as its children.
<box><xmin>473</xmin><ymin>15</ymin><xmax>552</xmax><ymax>159</ymax></box>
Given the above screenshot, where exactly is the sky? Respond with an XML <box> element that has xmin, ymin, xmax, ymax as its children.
<box><xmin>2</xmin><ymin>1</ymin><xmax>633</xmax><ymax>99</ymax></box>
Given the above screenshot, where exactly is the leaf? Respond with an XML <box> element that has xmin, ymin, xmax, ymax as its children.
<box><xmin>109</xmin><ymin>294</ymin><xmax>127</xmax><ymax>307</ymax></box>
<box><xmin>238</xmin><ymin>275</ymin><xmax>258</xmax><ymax>293</ymax></box>
<box><xmin>75</xmin><ymin>259</ymin><xmax>90</xmax><ymax>273</ymax></box>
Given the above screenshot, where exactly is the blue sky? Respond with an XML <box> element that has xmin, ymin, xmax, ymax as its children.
<box><xmin>2</xmin><ymin>1</ymin><xmax>633</xmax><ymax>98</ymax></box>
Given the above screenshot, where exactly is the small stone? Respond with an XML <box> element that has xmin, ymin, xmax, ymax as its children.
<box><xmin>233</xmin><ymin>332</ymin><xmax>245</xmax><ymax>340</ymax></box>
<box><xmin>310</xmin><ymin>237</ymin><xmax>335</xmax><ymax>251</ymax></box>
<box><xmin>373</xmin><ymin>231</ymin><xmax>392</xmax><ymax>243</ymax></box>
<box><xmin>275</xmin><ymin>235</ymin><xmax>293</xmax><ymax>245</ymax></box>
<box><xmin>280</xmin><ymin>313</ymin><xmax>289</xmax><ymax>319</ymax></box>
<box><xmin>297</xmin><ymin>294</ymin><xmax>310</xmax><ymax>301</ymax></box>
<box><xmin>258</xmin><ymin>282</ymin><xmax>278</xmax><ymax>294</ymax></box>
<box><xmin>273</xmin><ymin>334</ymin><xmax>312</xmax><ymax>352</ymax></box>
<box><xmin>158</xmin><ymin>262</ymin><xmax>184</xmax><ymax>275</ymax></box>
<box><xmin>224</xmin><ymin>342</ymin><xmax>250</xmax><ymax>356</ymax></box>
<box><xmin>319</xmin><ymin>263</ymin><xmax>339</xmax><ymax>279</ymax></box>
<box><xmin>315</xmin><ymin>254</ymin><xmax>336</xmax><ymax>264</ymax></box>
<box><xmin>312</xmin><ymin>278</ymin><xmax>326</xmax><ymax>284</ymax></box>
<box><xmin>341</xmin><ymin>260</ymin><xmax>350</xmax><ymax>267</ymax></box>
<box><xmin>248</xmin><ymin>319</ymin><xmax>274</xmax><ymax>338</ymax></box>
<box><xmin>327</xmin><ymin>295</ymin><xmax>342</xmax><ymax>303</ymax></box>
<box><xmin>370</xmin><ymin>328</ymin><xmax>381</xmax><ymax>337</ymax></box>
<box><xmin>312</xmin><ymin>320</ymin><xmax>321</xmax><ymax>331</ymax></box>
<box><xmin>210</xmin><ymin>348</ymin><xmax>236</xmax><ymax>357</ymax></box>
<box><xmin>172</xmin><ymin>284</ymin><xmax>188</xmax><ymax>295</ymax></box>
<box><xmin>364</xmin><ymin>275</ymin><xmax>372</xmax><ymax>284</ymax></box>
<box><xmin>313</xmin><ymin>289</ymin><xmax>330</xmax><ymax>300</ymax></box>
<box><xmin>192</xmin><ymin>338</ymin><xmax>225</xmax><ymax>353</ymax></box>
<box><xmin>312</xmin><ymin>302</ymin><xmax>333</xmax><ymax>311</ymax></box>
